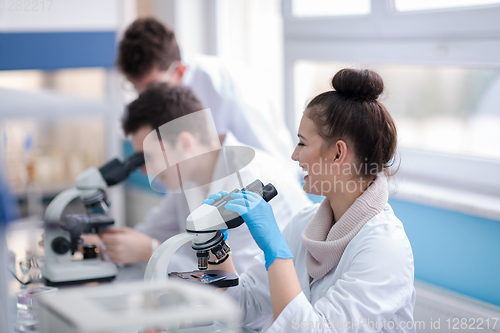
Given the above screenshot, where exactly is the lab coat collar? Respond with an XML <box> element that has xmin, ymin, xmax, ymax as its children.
<box><xmin>180</xmin><ymin>55</ymin><xmax>199</xmax><ymax>88</ymax></box>
<box><xmin>301</xmin><ymin>174</ymin><xmax>389</xmax><ymax>279</ymax></box>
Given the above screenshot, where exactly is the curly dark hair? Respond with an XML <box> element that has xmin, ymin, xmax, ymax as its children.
<box><xmin>116</xmin><ymin>17</ymin><xmax>181</xmax><ymax>80</ymax></box>
<box><xmin>122</xmin><ymin>83</ymin><xmax>210</xmax><ymax>145</ymax></box>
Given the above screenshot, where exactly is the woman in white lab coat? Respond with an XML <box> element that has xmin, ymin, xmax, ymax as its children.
<box><xmin>205</xmin><ymin>68</ymin><xmax>415</xmax><ymax>332</ymax></box>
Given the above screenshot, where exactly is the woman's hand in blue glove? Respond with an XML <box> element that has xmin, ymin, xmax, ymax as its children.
<box><xmin>224</xmin><ymin>191</ymin><xmax>293</xmax><ymax>269</ymax></box>
<box><xmin>203</xmin><ymin>191</ymin><xmax>229</xmax><ymax>205</ymax></box>
<box><xmin>203</xmin><ymin>191</ymin><xmax>229</xmax><ymax>240</ymax></box>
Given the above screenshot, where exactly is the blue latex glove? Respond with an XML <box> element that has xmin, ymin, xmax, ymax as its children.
<box><xmin>225</xmin><ymin>191</ymin><xmax>293</xmax><ymax>270</ymax></box>
<box><xmin>203</xmin><ymin>191</ymin><xmax>229</xmax><ymax>240</ymax></box>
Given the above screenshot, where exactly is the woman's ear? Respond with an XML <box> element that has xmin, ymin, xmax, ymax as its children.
<box><xmin>334</xmin><ymin>140</ymin><xmax>348</xmax><ymax>163</ymax></box>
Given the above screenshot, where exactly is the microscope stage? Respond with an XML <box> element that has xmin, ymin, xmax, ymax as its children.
<box><xmin>168</xmin><ymin>270</ymin><xmax>239</xmax><ymax>288</ymax></box>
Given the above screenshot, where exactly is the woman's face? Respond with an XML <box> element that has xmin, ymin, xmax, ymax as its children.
<box><xmin>291</xmin><ymin>113</ymin><xmax>338</xmax><ymax>196</ymax></box>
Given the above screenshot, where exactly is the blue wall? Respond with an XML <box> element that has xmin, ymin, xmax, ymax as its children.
<box><xmin>0</xmin><ymin>32</ymin><xmax>116</xmax><ymax>70</ymax></box>
<box><xmin>389</xmin><ymin>198</ymin><xmax>500</xmax><ymax>307</ymax></box>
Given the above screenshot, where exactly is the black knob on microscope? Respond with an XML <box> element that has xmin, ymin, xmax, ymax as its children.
<box><xmin>83</xmin><ymin>244</ymin><xmax>98</xmax><ymax>259</ymax></box>
<box><xmin>51</xmin><ymin>237</ymin><xmax>71</xmax><ymax>255</ymax></box>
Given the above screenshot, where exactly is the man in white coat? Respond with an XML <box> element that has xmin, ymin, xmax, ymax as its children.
<box><xmin>116</xmin><ymin>17</ymin><xmax>294</xmax><ymax>163</ymax></box>
<box><xmin>99</xmin><ymin>83</ymin><xmax>310</xmax><ymax>274</ymax></box>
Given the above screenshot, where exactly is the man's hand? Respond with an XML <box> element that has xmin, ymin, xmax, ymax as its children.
<box><xmin>100</xmin><ymin>227</ymin><xmax>154</xmax><ymax>264</ymax></box>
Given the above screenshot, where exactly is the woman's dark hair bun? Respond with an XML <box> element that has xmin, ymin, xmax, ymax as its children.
<box><xmin>332</xmin><ymin>68</ymin><xmax>384</xmax><ymax>102</ymax></box>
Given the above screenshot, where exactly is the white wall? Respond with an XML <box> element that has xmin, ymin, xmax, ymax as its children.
<box><xmin>0</xmin><ymin>0</ymin><xmax>119</xmax><ymax>32</ymax></box>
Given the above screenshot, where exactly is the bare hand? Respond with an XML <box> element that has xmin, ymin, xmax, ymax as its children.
<box><xmin>100</xmin><ymin>227</ymin><xmax>154</xmax><ymax>264</ymax></box>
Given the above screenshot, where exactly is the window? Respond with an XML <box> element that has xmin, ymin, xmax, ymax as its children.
<box><xmin>294</xmin><ymin>61</ymin><xmax>500</xmax><ymax>160</ymax></box>
<box><xmin>394</xmin><ymin>0</ymin><xmax>500</xmax><ymax>12</ymax></box>
<box><xmin>292</xmin><ymin>0</ymin><xmax>370</xmax><ymax>17</ymax></box>
<box><xmin>283</xmin><ymin>0</ymin><xmax>500</xmax><ymax>204</ymax></box>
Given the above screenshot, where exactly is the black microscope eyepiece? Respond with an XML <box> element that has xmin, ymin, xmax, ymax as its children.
<box><xmin>98</xmin><ymin>153</ymin><xmax>145</xmax><ymax>186</ymax></box>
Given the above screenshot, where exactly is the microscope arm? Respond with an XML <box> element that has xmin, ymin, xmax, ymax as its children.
<box><xmin>44</xmin><ymin>188</ymin><xmax>81</xmax><ymax>224</ymax></box>
<box><xmin>45</xmin><ymin>152</ymin><xmax>146</xmax><ymax>225</ymax></box>
<box><xmin>44</xmin><ymin>167</ymin><xmax>109</xmax><ymax>224</ymax></box>
<box><xmin>144</xmin><ymin>232</ymin><xmax>197</xmax><ymax>282</ymax></box>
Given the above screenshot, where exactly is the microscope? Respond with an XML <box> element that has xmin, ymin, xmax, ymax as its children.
<box><xmin>145</xmin><ymin>179</ymin><xmax>277</xmax><ymax>288</ymax></box>
<box><xmin>41</xmin><ymin>153</ymin><xmax>145</xmax><ymax>286</ymax></box>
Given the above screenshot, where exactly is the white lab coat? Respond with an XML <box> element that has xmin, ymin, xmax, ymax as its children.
<box><xmin>135</xmin><ymin>133</ymin><xmax>311</xmax><ymax>274</ymax></box>
<box><xmin>182</xmin><ymin>54</ymin><xmax>295</xmax><ymax>164</ymax></box>
<box><xmin>226</xmin><ymin>203</ymin><xmax>416</xmax><ymax>332</ymax></box>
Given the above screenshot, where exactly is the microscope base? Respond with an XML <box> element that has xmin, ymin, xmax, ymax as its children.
<box><xmin>44</xmin><ymin>275</ymin><xmax>115</xmax><ymax>287</ymax></box>
<box><xmin>41</xmin><ymin>260</ymin><xmax>117</xmax><ymax>286</ymax></box>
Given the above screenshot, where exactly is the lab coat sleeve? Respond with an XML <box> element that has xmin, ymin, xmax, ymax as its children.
<box><xmin>266</xmin><ymin>226</ymin><xmax>415</xmax><ymax>333</ymax></box>
<box><xmin>225</xmin><ymin>253</ymin><xmax>274</xmax><ymax>330</ymax></box>
<box><xmin>224</xmin><ymin>211</ymin><xmax>309</xmax><ymax>330</ymax></box>
<box><xmin>134</xmin><ymin>195</ymin><xmax>181</xmax><ymax>243</ymax></box>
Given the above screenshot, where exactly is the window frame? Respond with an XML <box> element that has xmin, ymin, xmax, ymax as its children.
<box><xmin>283</xmin><ymin>0</ymin><xmax>500</xmax><ymax>198</ymax></box>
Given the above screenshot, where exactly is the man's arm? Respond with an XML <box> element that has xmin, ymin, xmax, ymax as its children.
<box><xmin>134</xmin><ymin>195</ymin><xmax>182</xmax><ymax>242</ymax></box>
<box><xmin>100</xmin><ymin>195</ymin><xmax>181</xmax><ymax>264</ymax></box>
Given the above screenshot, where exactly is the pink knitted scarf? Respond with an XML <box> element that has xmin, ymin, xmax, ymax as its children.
<box><xmin>301</xmin><ymin>174</ymin><xmax>388</xmax><ymax>279</ymax></box>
